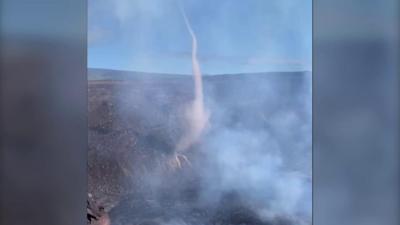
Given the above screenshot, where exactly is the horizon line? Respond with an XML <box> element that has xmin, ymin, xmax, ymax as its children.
<box><xmin>88</xmin><ymin>67</ymin><xmax>312</xmax><ymax>76</ymax></box>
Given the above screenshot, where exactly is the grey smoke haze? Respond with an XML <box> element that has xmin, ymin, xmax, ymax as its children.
<box><xmin>108</xmin><ymin>72</ymin><xmax>312</xmax><ymax>224</ymax></box>
<box><xmin>88</xmin><ymin>0</ymin><xmax>312</xmax><ymax>224</ymax></box>
<box><xmin>198</xmin><ymin>73</ymin><xmax>312</xmax><ymax>219</ymax></box>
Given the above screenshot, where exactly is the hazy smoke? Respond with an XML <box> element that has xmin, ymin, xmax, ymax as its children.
<box><xmin>88</xmin><ymin>0</ymin><xmax>312</xmax><ymax>224</ymax></box>
<box><xmin>90</xmin><ymin>69</ymin><xmax>312</xmax><ymax>224</ymax></box>
<box><xmin>196</xmin><ymin>73</ymin><xmax>312</xmax><ymax>221</ymax></box>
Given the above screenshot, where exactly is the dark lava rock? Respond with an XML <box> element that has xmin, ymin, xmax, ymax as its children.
<box><xmin>88</xmin><ymin>70</ymin><xmax>311</xmax><ymax>225</ymax></box>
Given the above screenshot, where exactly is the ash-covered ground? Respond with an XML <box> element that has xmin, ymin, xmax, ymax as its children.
<box><xmin>88</xmin><ymin>69</ymin><xmax>312</xmax><ymax>225</ymax></box>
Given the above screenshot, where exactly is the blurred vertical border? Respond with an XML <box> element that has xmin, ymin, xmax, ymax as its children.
<box><xmin>314</xmin><ymin>0</ymin><xmax>399</xmax><ymax>225</ymax></box>
<box><xmin>0</xmin><ymin>1</ymin><xmax>399</xmax><ymax>225</ymax></box>
<box><xmin>0</xmin><ymin>1</ymin><xmax>87</xmax><ymax>225</ymax></box>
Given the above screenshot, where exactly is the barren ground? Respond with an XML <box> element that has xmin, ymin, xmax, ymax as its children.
<box><xmin>88</xmin><ymin>70</ymin><xmax>311</xmax><ymax>225</ymax></box>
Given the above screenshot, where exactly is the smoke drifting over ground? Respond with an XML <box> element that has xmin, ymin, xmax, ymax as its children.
<box><xmin>88</xmin><ymin>1</ymin><xmax>311</xmax><ymax>224</ymax></box>
<box><xmin>199</xmin><ymin>73</ymin><xmax>312</xmax><ymax>221</ymax></box>
<box><xmin>88</xmin><ymin>69</ymin><xmax>311</xmax><ymax>225</ymax></box>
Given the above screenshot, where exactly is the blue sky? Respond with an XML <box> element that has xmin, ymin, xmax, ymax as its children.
<box><xmin>88</xmin><ymin>0</ymin><xmax>312</xmax><ymax>74</ymax></box>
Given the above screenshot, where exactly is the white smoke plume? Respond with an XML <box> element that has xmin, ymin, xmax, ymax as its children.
<box><xmin>175</xmin><ymin>2</ymin><xmax>209</xmax><ymax>153</ymax></box>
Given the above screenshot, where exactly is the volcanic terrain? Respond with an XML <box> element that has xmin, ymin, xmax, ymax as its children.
<box><xmin>88</xmin><ymin>68</ymin><xmax>312</xmax><ymax>225</ymax></box>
